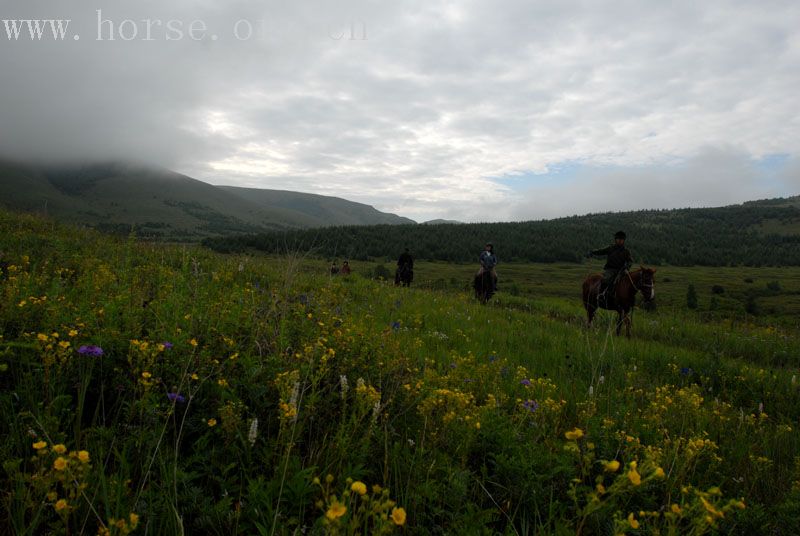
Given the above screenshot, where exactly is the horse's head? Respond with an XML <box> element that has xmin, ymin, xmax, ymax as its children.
<box><xmin>637</xmin><ymin>266</ymin><xmax>656</xmax><ymax>302</ymax></box>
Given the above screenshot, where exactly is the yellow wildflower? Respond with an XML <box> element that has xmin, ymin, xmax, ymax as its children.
<box><xmin>628</xmin><ymin>512</ymin><xmax>640</xmax><ymax>529</ymax></box>
<box><xmin>671</xmin><ymin>504</ymin><xmax>682</xmax><ymax>514</ymax></box>
<box><xmin>604</xmin><ymin>460</ymin><xmax>620</xmax><ymax>472</ymax></box>
<box><xmin>351</xmin><ymin>481</ymin><xmax>367</xmax><ymax>495</ymax></box>
<box><xmin>628</xmin><ymin>468</ymin><xmax>641</xmax><ymax>486</ymax></box>
<box><xmin>654</xmin><ymin>467</ymin><xmax>665</xmax><ymax>478</ymax></box>
<box><xmin>69</xmin><ymin>330</ymin><xmax>78</xmax><ymax>337</ymax></box>
<box><xmin>33</xmin><ymin>441</ymin><xmax>47</xmax><ymax>450</ymax></box>
<box><xmin>54</xmin><ymin>499</ymin><xmax>68</xmax><ymax>512</ymax></box>
<box><xmin>564</xmin><ymin>428</ymin><xmax>584</xmax><ymax>440</ymax></box>
<box><xmin>78</xmin><ymin>450</ymin><xmax>90</xmax><ymax>463</ymax></box>
<box><xmin>191</xmin><ymin>373</ymin><xmax>199</xmax><ymax>380</ymax></box>
<box><xmin>129</xmin><ymin>513</ymin><xmax>140</xmax><ymax>527</ymax></box>
<box><xmin>53</xmin><ymin>444</ymin><xmax>67</xmax><ymax>454</ymax></box>
<box><xmin>141</xmin><ymin>371</ymin><xmax>152</xmax><ymax>379</ymax></box>
<box><xmin>53</xmin><ymin>457</ymin><xmax>68</xmax><ymax>471</ymax></box>
<box><xmin>207</xmin><ymin>418</ymin><xmax>217</xmax><ymax>427</ymax></box>
<box><xmin>326</xmin><ymin>500</ymin><xmax>347</xmax><ymax>520</ymax></box>
<box><xmin>391</xmin><ymin>507</ymin><xmax>407</xmax><ymax>526</ymax></box>
<box><xmin>189</xmin><ymin>338</ymin><xmax>198</xmax><ymax>347</ymax></box>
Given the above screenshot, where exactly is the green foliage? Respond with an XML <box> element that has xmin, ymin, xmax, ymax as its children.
<box><xmin>2</xmin><ymin>209</ymin><xmax>800</xmax><ymax>534</ymax></box>
<box><xmin>204</xmin><ymin>198</ymin><xmax>800</xmax><ymax>266</ymax></box>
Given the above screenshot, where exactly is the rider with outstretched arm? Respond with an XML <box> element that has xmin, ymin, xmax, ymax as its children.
<box><xmin>587</xmin><ymin>231</ymin><xmax>632</xmax><ymax>294</ymax></box>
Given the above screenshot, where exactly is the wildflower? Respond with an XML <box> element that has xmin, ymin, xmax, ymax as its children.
<box><xmin>564</xmin><ymin>428</ymin><xmax>584</xmax><ymax>440</ymax></box>
<box><xmin>37</xmin><ymin>333</ymin><xmax>48</xmax><ymax>341</ymax></box>
<box><xmin>189</xmin><ymin>338</ymin><xmax>198</xmax><ymax>347</ymax></box>
<box><xmin>191</xmin><ymin>373</ymin><xmax>199</xmax><ymax>380</ymax></box>
<box><xmin>340</xmin><ymin>375</ymin><xmax>349</xmax><ymax>399</ymax></box>
<box><xmin>391</xmin><ymin>506</ymin><xmax>407</xmax><ymax>526</ymax></box>
<box><xmin>680</xmin><ymin>367</ymin><xmax>693</xmax><ymax>376</ymax></box>
<box><xmin>167</xmin><ymin>392</ymin><xmax>186</xmax><ymax>404</ymax></box>
<box><xmin>78</xmin><ymin>450</ymin><xmax>90</xmax><ymax>463</ymax></box>
<box><xmin>207</xmin><ymin>418</ymin><xmax>217</xmax><ymax>427</ymax></box>
<box><xmin>671</xmin><ymin>504</ymin><xmax>682</xmax><ymax>514</ymax></box>
<box><xmin>53</xmin><ymin>444</ymin><xmax>67</xmax><ymax>454</ymax></box>
<box><xmin>522</xmin><ymin>399</ymin><xmax>539</xmax><ymax>412</ymax></box>
<box><xmin>163</xmin><ymin>342</ymin><xmax>173</xmax><ymax>349</ymax></box>
<box><xmin>77</xmin><ymin>345</ymin><xmax>104</xmax><ymax>357</ymax></box>
<box><xmin>129</xmin><ymin>513</ymin><xmax>139</xmax><ymax>527</ymax></box>
<box><xmin>326</xmin><ymin>500</ymin><xmax>347</xmax><ymax>520</ymax></box>
<box><xmin>520</xmin><ymin>378</ymin><xmax>531</xmax><ymax>386</ymax></box>
<box><xmin>141</xmin><ymin>371</ymin><xmax>152</xmax><ymax>379</ymax></box>
<box><xmin>588</xmin><ymin>386</ymin><xmax>594</xmax><ymax>397</ymax></box>
<box><xmin>68</xmin><ymin>330</ymin><xmax>78</xmax><ymax>337</ymax></box>
<box><xmin>33</xmin><ymin>441</ymin><xmax>47</xmax><ymax>450</ymax></box>
<box><xmin>628</xmin><ymin>467</ymin><xmax>642</xmax><ymax>486</ymax></box>
<box><xmin>391</xmin><ymin>321</ymin><xmax>401</xmax><ymax>331</ymax></box>
<box><xmin>351</xmin><ymin>481</ymin><xmax>367</xmax><ymax>495</ymax></box>
<box><xmin>627</xmin><ymin>512</ymin><xmax>640</xmax><ymax>529</ymax></box>
<box><xmin>604</xmin><ymin>460</ymin><xmax>620</xmax><ymax>472</ymax></box>
<box><xmin>55</xmin><ymin>499</ymin><xmax>68</xmax><ymax>512</ymax></box>
<box><xmin>654</xmin><ymin>467</ymin><xmax>666</xmax><ymax>478</ymax></box>
<box><xmin>53</xmin><ymin>457</ymin><xmax>68</xmax><ymax>471</ymax></box>
<box><xmin>248</xmin><ymin>418</ymin><xmax>259</xmax><ymax>446</ymax></box>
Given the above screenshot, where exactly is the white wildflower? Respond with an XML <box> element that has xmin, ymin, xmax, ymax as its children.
<box><xmin>248</xmin><ymin>418</ymin><xmax>259</xmax><ymax>446</ymax></box>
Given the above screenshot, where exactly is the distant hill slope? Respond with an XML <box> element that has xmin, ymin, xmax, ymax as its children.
<box><xmin>204</xmin><ymin>197</ymin><xmax>800</xmax><ymax>266</ymax></box>
<box><xmin>218</xmin><ymin>186</ymin><xmax>415</xmax><ymax>227</ymax></box>
<box><xmin>0</xmin><ymin>160</ymin><xmax>415</xmax><ymax>240</ymax></box>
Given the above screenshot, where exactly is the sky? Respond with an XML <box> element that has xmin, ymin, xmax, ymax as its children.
<box><xmin>1</xmin><ymin>0</ymin><xmax>799</xmax><ymax>222</ymax></box>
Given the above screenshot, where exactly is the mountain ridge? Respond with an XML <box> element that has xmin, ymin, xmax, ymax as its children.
<box><xmin>0</xmin><ymin>160</ymin><xmax>415</xmax><ymax>240</ymax></box>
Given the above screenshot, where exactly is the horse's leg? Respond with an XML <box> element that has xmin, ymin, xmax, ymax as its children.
<box><xmin>585</xmin><ymin>303</ymin><xmax>595</xmax><ymax>327</ymax></box>
<box><xmin>616</xmin><ymin>310</ymin><xmax>623</xmax><ymax>336</ymax></box>
<box><xmin>624</xmin><ymin>310</ymin><xmax>632</xmax><ymax>337</ymax></box>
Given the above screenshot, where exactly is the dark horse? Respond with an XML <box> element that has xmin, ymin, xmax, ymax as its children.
<box><xmin>582</xmin><ymin>267</ymin><xmax>656</xmax><ymax>337</ymax></box>
<box><xmin>395</xmin><ymin>263</ymin><xmax>413</xmax><ymax>287</ymax></box>
<box><xmin>473</xmin><ymin>271</ymin><xmax>494</xmax><ymax>304</ymax></box>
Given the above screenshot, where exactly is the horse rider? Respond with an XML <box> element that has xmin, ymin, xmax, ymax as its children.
<box><xmin>330</xmin><ymin>261</ymin><xmax>339</xmax><ymax>275</ymax></box>
<box><xmin>587</xmin><ymin>231</ymin><xmax>632</xmax><ymax>296</ymax></box>
<box><xmin>397</xmin><ymin>248</ymin><xmax>413</xmax><ymax>271</ymax></box>
<box><xmin>340</xmin><ymin>260</ymin><xmax>351</xmax><ymax>275</ymax></box>
<box><xmin>478</xmin><ymin>243</ymin><xmax>498</xmax><ymax>291</ymax></box>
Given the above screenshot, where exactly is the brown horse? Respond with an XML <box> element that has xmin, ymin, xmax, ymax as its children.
<box><xmin>582</xmin><ymin>267</ymin><xmax>656</xmax><ymax>337</ymax></box>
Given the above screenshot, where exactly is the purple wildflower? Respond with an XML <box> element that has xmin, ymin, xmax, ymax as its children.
<box><xmin>162</xmin><ymin>342</ymin><xmax>174</xmax><ymax>349</ymax></box>
<box><xmin>489</xmin><ymin>354</ymin><xmax>497</xmax><ymax>362</ymax></box>
<box><xmin>167</xmin><ymin>392</ymin><xmax>186</xmax><ymax>404</ymax></box>
<box><xmin>391</xmin><ymin>321</ymin><xmax>401</xmax><ymax>331</ymax></box>
<box><xmin>520</xmin><ymin>378</ymin><xmax>531</xmax><ymax>386</ymax></box>
<box><xmin>522</xmin><ymin>399</ymin><xmax>539</xmax><ymax>412</ymax></box>
<box><xmin>77</xmin><ymin>345</ymin><xmax>104</xmax><ymax>357</ymax></box>
<box><xmin>680</xmin><ymin>367</ymin><xmax>693</xmax><ymax>376</ymax></box>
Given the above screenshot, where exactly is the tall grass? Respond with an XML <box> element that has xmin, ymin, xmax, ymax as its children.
<box><xmin>1</xmin><ymin>210</ymin><xmax>799</xmax><ymax>534</ymax></box>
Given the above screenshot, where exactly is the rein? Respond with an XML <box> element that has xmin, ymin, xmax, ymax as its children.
<box><xmin>627</xmin><ymin>270</ymin><xmax>654</xmax><ymax>298</ymax></box>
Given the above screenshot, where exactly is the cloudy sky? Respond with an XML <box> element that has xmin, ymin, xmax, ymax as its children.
<box><xmin>1</xmin><ymin>0</ymin><xmax>799</xmax><ymax>222</ymax></box>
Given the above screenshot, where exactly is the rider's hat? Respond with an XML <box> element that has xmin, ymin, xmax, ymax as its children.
<box><xmin>614</xmin><ymin>231</ymin><xmax>626</xmax><ymax>240</ymax></box>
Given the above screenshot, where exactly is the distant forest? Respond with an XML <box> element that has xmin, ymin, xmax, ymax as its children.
<box><xmin>202</xmin><ymin>201</ymin><xmax>800</xmax><ymax>266</ymax></box>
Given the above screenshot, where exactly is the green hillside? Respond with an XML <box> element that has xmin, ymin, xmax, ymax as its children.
<box><xmin>2</xmin><ymin>209</ymin><xmax>800</xmax><ymax>534</ymax></box>
<box><xmin>219</xmin><ymin>186</ymin><xmax>416</xmax><ymax>227</ymax></box>
<box><xmin>0</xmin><ymin>160</ymin><xmax>414</xmax><ymax>240</ymax></box>
<box><xmin>205</xmin><ymin>197</ymin><xmax>800</xmax><ymax>266</ymax></box>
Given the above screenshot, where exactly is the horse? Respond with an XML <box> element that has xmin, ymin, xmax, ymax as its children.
<box><xmin>395</xmin><ymin>263</ymin><xmax>413</xmax><ymax>287</ymax></box>
<box><xmin>582</xmin><ymin>267</ymin><xmax>656</xmax><ymax>337</ymax></box>
<box><xmin>473</xmin><ymin>270</ymin><xmax>495</xmax><ymax>304</ymax></box>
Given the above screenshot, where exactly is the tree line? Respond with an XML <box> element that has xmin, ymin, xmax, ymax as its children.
<box><xmin>202</xmin><ymin>202</ymin><xmax>800</xmax><ymax>267</ymax></box>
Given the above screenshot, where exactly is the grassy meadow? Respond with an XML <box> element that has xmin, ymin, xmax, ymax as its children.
<box><xmin>2</xmin><ymin>210</ymin><xmax>800</xmax><ymax>535</ymax></box>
